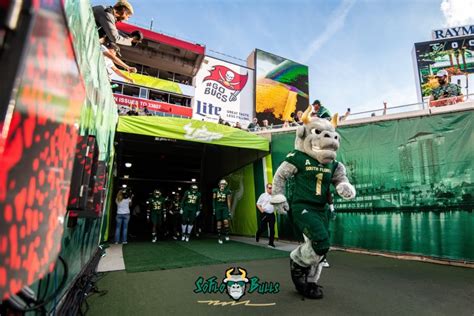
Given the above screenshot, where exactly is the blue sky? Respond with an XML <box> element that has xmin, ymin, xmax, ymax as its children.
<box><xmin>100</xmin><ymin>0</ymin><xmax>474</xmax><ymax>116</ymax></box>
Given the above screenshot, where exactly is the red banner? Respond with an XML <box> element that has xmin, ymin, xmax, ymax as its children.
<box><xmin>203</xmin><ymin>65</ymin><xmax>248</xmax><ymax>91</ymax></box>
<box><xmin>113</xmin><ymin>94</ymin><xmax>192</xmax><ymax>117</ymax></box>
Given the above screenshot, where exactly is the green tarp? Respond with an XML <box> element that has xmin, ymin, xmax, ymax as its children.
<box><xmin>117</xmin><ymin>116</ymin><xmax>270</xmax><ymax>151</ymax></box>
<box><xmin>270</xmin><ymin>110</ymin><xmax>474</xmax><ymax>261</ymax></box>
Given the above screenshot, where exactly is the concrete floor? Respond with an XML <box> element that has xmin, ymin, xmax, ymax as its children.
<box><xmin>89</xmin><ymin>237</ymin><xmax>474</xmax><ymax>316</ymax></box>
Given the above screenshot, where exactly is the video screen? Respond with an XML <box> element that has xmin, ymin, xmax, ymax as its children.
<box><xmin>255</xmin><ymin>49</ymin><xmax>309</xmax><ymax>125</ymax></box>
<box><xmin>414</xmin><ymin>35</ymin><xmax>474</xmax><ymax>100</ymax></box>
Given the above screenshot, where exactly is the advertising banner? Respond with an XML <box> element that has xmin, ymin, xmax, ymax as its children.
<box><xmin>193</xmin><ymin>56</ymin><xmax>254</xmax><ymax>127</ymax></box>
<box><xmin>117</xmin><ymin>116</ymin><xmax>270</xmax><ymax>151</ymax></box>
<box><xmin>111</xmin><ymin>71</ymin><xmax>195</xmax><ymax>97</ymax></box>
<box><xmin>255</xmin><ymin>49</ymin><xmax>309</xmax><ymax>125</ymax></box>
<box><xmin>113</xmin><ymin>94</ymin><xmax>192</xmax><ymax>117</ymax></box>
<box><xmin>413</xmin><ymin>35</ymin><xmax>474</xmax><ymax>101</ymax></box>
<box><xmin>432</xmin><ymin>24</ymin><xmax>474</xmax><ymax>40</ymax></box>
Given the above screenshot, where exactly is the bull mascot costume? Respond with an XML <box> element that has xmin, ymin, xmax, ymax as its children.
<box><xmin>271</xmin><ymin>106</ymin><xmax>356</xmax><ymax>299</ymax></box>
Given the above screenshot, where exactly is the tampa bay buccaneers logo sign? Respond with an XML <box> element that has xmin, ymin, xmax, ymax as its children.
<box><xmin>203</xmin><ymin>65</ymin><xmax>248</xmax><ymax>102</ymax></box>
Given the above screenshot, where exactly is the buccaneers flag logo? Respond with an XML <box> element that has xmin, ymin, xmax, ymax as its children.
<box><xmin>203</xmin><ymin>65</ymin><xmax>248</xmax><ymax>101</ymax></box>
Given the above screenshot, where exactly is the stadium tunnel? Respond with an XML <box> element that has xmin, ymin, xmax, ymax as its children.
<box><xmin>112</xmin><ymin>116</ymin><xmax>270</xmax><ymax>238</ymax></box>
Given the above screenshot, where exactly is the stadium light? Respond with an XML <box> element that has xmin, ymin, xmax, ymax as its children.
<box><xmin>125</xmin><ymin>162</ymin><xmax>132</xmax><ymax>168</ymax></box>
<box><xmin>191</xmin><ymin>178</ymin><xmax>196</xmax><ymax>182</ymax></box>
<box><xmin>122</xmin><ymin>184</ymin><xmax>127</xmax><ymax>188</ymax></box>
<box><xmin>124</xmin><ymin>175</ymin><xmax>129</xmax><ymax>179</ymax></box>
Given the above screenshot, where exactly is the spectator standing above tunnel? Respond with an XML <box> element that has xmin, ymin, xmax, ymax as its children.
<box><xmin>247</xmin><ymin>117</ymin><xmax>261</xmax><ymax>131</ymax></box>
<box><xmin>310</xmin><ymin>100</ymin><xmax>331</xmax><ymax>120</ymax></box>
<box><xmin>429</xmin><ymin>69</ymin><xmax>463</xmax><ymax>106</ymax></box>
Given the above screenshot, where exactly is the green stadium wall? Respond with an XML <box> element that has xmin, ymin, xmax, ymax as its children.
<box><xmin>269</xmin><ymin>110</ymin><xmax>474</xmax><ymax>262</ymax></box>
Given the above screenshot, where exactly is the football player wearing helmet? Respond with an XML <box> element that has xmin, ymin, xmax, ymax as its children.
<box><xmin>212</xmin><ymin>179</ymin><xmax>232</xmax><ymax>244</ymax></box>
<box><xmin>180</xmin><ymin>184</ymin><xmax>201</xmax><ymax>242</ymax></box>
<box><xmin>147</xmin><ymin>189</ymin><xmax>165</xmax><ymax>243</ymax></box>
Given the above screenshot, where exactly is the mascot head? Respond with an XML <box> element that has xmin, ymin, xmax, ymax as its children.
<box><xmin>296</xmin><ymin>106</ymin><xmax>339</xmax><ymax>164</ymax></box>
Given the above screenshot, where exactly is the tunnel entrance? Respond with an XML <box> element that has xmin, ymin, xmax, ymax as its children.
<box><xmin>111</xmin><ymin>116</ymin><xmax>269</xmax><ymax>240</ymax></box>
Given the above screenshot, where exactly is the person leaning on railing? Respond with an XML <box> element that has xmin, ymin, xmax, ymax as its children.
<box><xmin>247</xmin><ymin>117</ymin><xmax>261</xmax><ymax>131</ymax></box>
<box><xmin>310</xmin><ymin>100</ymin><xmax>331</xmax><ymax>120</ymax></box>
<box><xmin>93</xmin><ymin>1</ymin><xmax>134</xmax><ymax>46</ymax></box>
<box><xmin>101</xmin><ymin>42</ymin><xmax>134</xmax><ymax>83</ymax></box>
<box><xmin>429</xmin><ymin>69</ymin><xmax>463</xmax><ymax>107</ymax></box>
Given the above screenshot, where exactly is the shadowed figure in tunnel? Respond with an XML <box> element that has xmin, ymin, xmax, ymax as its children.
<box><xmin>271</xmin><ymin>106</ymin><xmax>356</xmax><ymax>299</ymax></box>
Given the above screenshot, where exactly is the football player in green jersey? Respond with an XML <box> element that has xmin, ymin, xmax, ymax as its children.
<box><xmin>180</xmin><ymin>184</ymin><xmax>201</xmax><ymax>242</ymax></box>
<box><xmin>271</xmin><ymin>106</ymin><xmax>356</xmax><ymax>299</ymax></box>
<box><xmin>147</xmin><ymin>189</ymin><xmax>166</xmax><ymax>243</ymax></box>
<box><xmin>213</xmin><ymin>179</ymin><xmax>232</xmax><ymax>244</ymax></box>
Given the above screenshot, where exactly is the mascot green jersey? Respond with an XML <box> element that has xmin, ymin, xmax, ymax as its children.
<box><xmin>284</xmin><ymin>150</ymin><xmax>338</xmax><ymax>210</ymax></box>
<box><xmin>271</xmin><ymin>106</ymin><xmax>356</xmax><ymax>300</ymax></box>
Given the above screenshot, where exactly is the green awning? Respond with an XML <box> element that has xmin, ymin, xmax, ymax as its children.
<box><xmin>117</xmin><ymin>116</ymin><xmax>270</xmax><ymax>151</ymax></box>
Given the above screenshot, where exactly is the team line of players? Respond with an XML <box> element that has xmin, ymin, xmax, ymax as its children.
<box><xmin>147</xmin><ymin>180</ymin><xmax>232</xmax><ymax>244</ymax></box>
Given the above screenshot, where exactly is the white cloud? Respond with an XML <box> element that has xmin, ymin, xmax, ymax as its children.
<box><xmin>299</xmin><ymin>0</ymin><xmax>356</xmax><ymax>63</ymax></box>
<box><xmin>440</xmin><ymin>0</ymin><xmax>474</xmax><ymax>27</ymax></box>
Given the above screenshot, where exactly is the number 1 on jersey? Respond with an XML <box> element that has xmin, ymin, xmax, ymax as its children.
<box><xmin>315</xmin><ymin>173</ymin><xmax>323</xmax><ymax>195</ymax></box>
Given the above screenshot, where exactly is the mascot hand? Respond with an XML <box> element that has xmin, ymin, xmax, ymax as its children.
<box><xmin>270</xmin><ymin>194</ymin><xmax>289</xmax><ymax>215</ymax></box>
<box><xmin>278</xmin><ymin>201</ymin><xmax>289</xmax><ymax>215</ymax></box>
<box><xmin>336</xmin><ymin>183</ymin><xmax>356</xmax><ymax>200</ymax></box>
<box><xmin>270</xmin><ymin>194</ymin><xmax>287</xmax><ymax>205</ymax></box>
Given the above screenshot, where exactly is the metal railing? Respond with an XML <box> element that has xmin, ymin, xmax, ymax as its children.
<box><xmin>247</xmin><ymin>93</ymin><xmax>474</xmax><ymax>133</ymax></box>
<box><xmin>115</xmin><ymin>93</ymin><xmax>474</xmax><ymax>129</ymax></box>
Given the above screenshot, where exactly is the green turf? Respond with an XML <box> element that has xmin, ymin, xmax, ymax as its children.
<box><xmin>122</xmin><ymin>239</ymin><xmax>288</xmax><ymax>273</ymax></box>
